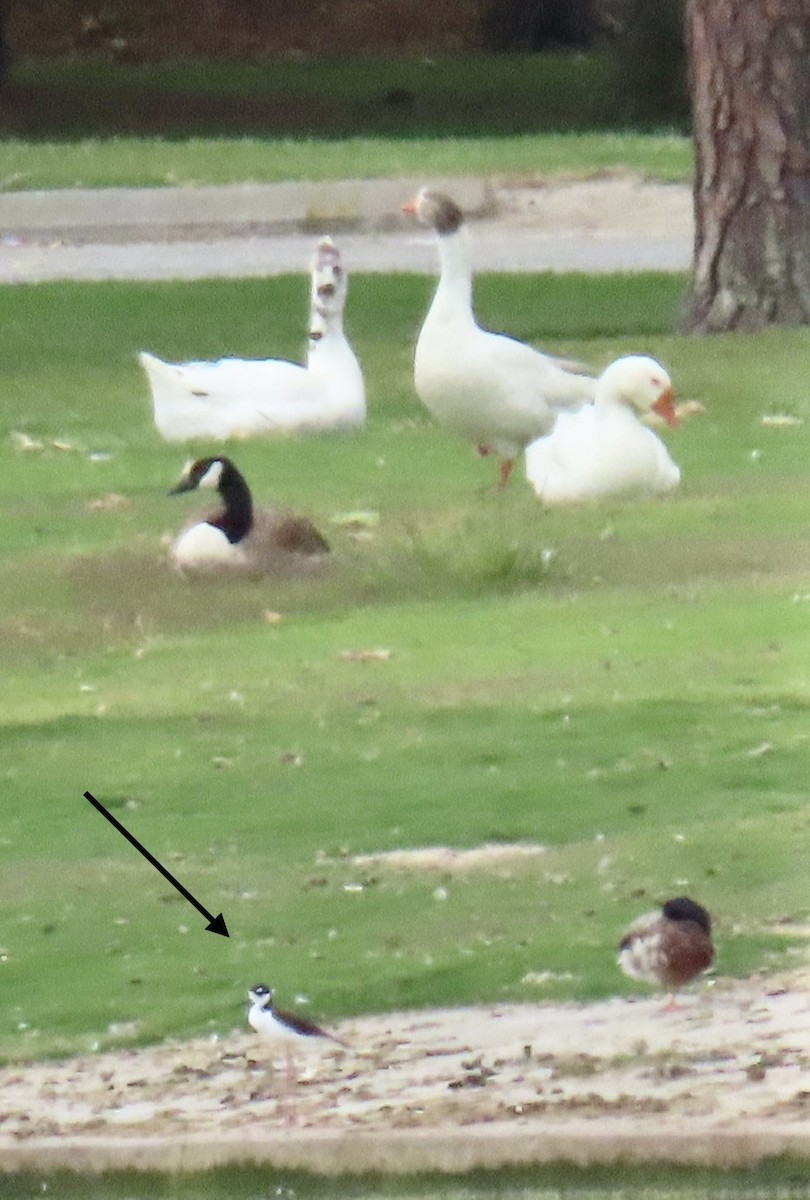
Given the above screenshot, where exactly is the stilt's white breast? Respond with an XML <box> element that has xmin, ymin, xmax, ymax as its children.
<box><xmin>248</xmin><ymin>1003</ymin><xmax>305</xmax><ymax>1047</ymax></box>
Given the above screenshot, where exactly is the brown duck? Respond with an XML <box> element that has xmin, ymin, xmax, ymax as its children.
<box><xmin>618</xmin><ymin>896</ymin><xmax>714</xmax><ymax>999</ymax></box>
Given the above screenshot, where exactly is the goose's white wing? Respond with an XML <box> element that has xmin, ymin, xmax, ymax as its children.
<box><xmin>415</xmin><ymin>326</ymin><xmax>595</xmax><ymax>452</ymax></box>
<box><xmin>526</xmin><ymin>405</ymin><xmax>680</xmax><ymax>503</ymax></box>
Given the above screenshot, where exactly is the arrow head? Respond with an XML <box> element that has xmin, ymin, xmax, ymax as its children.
<box><xmin>205</xmin><ymin>913</ymin><xmax>230</xmax><ymax>938</ymax></box>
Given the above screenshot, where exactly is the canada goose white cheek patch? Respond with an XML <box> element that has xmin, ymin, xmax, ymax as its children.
<box><xmin>198</xmin><ymin>460</ymin><xmax>224</xmax><ymax>490</ymax></box>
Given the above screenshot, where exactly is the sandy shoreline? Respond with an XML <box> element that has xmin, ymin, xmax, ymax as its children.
<box><xmin>2</xmin><ymin>972</ymin><xmax>809</xmax><ymax>1173</ymax></box>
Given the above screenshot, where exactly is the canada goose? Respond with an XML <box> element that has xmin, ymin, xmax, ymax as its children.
<box><xmin>141</xmin><ymin>237</ymin><xmax>365</xmax><ymax>441</ymax></box>
<box><xmin>168</xmin><ymin>455</ymin><xmax>329</xmax><ymax>575</ymax></box>
<box><xmin>618</xmin><ymin>896</ymin><xmax>714</xmax><ymax>1005</ymax></box>
<box><xmin>525</xmin><ymin>355</ymin><xmax>680</xmax><ymax>503</ymax></box>
<box><xmin>401</xmin><ymin>187</ymin><xmax>595</xmax><ymax>488</ymax></box>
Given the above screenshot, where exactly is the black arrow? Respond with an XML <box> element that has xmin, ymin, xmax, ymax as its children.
<box><xmin>84</xmin><ymin>790</ymin><xmax>229</xmax><ymax>937</ymax></box>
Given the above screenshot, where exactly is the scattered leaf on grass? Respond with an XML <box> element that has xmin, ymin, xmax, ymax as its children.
<box><xmin>10</xmin><ymin>431</ymin><xmax>44</xmax><ymax>451</ymax></box>
<box><xmin>646</xmin><ymin>398</ymin><xmax>705</xmax><ymax>427</ymax></box>
<box><xmin>761</xmin><ymin>414</ymin><xmax>802</xmax><ymax>428</ymax></box>
<box><xmin>522</xmin><ymin>970</ymin><xmax>576</xmax><ymax>986</ymax></box>
<box><xmin>676</xmin><ymin>399</ymin><xmax>706</xmax><ymax>418</ymax></box>
<box><xmin>339</xmin><ymin>648</ymin><xmax>393</xmax><ymax>662</ymax></box>
<box><xmin>279</xmin><ymin>752</ymin><xmax>304</xmax><ymax>766</ymax></box>
<box><xmin>330</xmin><ymin>510</ymin><xmax>380</xmax><ymax>528</ymax></box>
<box><xmin>86</xmin><ymin>493</ymin><xmax>132</xmax><ymax>512</ymax></box>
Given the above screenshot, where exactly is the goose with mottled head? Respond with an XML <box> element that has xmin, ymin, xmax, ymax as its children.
<box><xmin>402</xmin><ymin>187</ymin><xmax>595</xmax><ymax>488</ymax></box>
<box><xmin>140</xmin><ymin>238</ymin><xmax>365</xmax><ymax>441</ymax></box>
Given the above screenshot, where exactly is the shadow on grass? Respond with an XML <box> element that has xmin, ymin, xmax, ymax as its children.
<box><xmin>5</xmin><ymin>1160</ymin><xmax>810</xmax><ymax>1200</ymax></box>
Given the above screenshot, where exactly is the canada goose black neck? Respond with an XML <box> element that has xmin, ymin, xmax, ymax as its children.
<box><xmin>171</xmin><ymin>456</ymin><xmax>253</xmax><ymax>545</ymax></box>
<box><xmin>212</xmin><ymin>458</ymin><xmax>252</xmax><ymax>544</ymax></box>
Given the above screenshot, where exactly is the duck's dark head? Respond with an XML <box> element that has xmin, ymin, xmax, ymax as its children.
<box><xmin>662</xmin><ymin>896</ymin><xmax>712</xmax><ymax>934</ymax></box>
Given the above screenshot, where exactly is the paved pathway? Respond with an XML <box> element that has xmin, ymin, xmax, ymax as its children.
<box><xmin>0</xmin><ymin>176</ymin><xmax>692</xmax><ymax>282</ymax></box>
<box><xmin>0</xmin><ymin>228</ymin><xmax>691</xmax><ymax>283</ymax></box>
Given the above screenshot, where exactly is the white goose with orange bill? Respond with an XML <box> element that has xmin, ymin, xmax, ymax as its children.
<box><xmin>525</xmin><ymin>355</ymin><xmax>681</xmax><ymax>503</ymax></box>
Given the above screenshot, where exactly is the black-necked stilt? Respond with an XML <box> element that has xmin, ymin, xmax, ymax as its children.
<box><xmin>247</xmin><ymin>988</ymin><xmax>348</xmax><ymax>1118</ymax></box>
<box><xmin>247</xmin><ymin>983</ymin><xmax>348</xmax><ymax>1050</ymax></box>
<box><xmin>618</xmin><ymin>896</ymin><xmax>714</xmax><ymax>1008</ymax></box>
<box><xmin>247</xmin><ymin>983</ymin><xmax>347</xmax><ymax>1121</ymax></box>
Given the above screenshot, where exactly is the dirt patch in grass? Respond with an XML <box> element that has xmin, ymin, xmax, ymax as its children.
<box><xmin>344</xmin><ymin>843</ymin><xmax>549</xmax><ymax>872</ymax></box>
<box><xmin>2</xmin><ymin>972</ymin><xmax>810</xmax><ymax>1172</ymax></box>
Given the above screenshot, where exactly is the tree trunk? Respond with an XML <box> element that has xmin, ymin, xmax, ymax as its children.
<box><xmin>683</xmin><ymin>0</ymin><xmax>810</xmax><ymax>332</ymax></box>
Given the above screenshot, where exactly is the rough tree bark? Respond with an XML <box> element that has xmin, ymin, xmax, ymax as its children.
<box><xmin>683</xmin><ymin>0</ymin><xmax>810</xmax><ymax>332</ymax></box>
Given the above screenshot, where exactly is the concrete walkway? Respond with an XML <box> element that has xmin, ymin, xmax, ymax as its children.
<box><xmin>0</xmin><ymin>175</ymin><xmax>692</xmax><ymax>282</ymax></box>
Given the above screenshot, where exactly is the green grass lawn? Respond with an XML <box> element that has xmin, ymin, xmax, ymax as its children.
<box><xmin>3</xmin><ymin>52</ymin><xmax>687</xmax><ymax>141</ymax></box>
<box><xmin>0</xmin><ymin>53</ymin><xmax>692</xmax><ymax>188</ymax></box>
<box><xmin>0</xmin><ymin>130</ymin><xmax>692</xmax><ymax>191</ymax></box>
<box><xmin>6</xmin><ymin>1162</ymin><xmax>810</xmax><ymax>1200</ymax></box>
<box><xmin>2</xmin><ymin>269</ymin><xmax>810</xmax><ymax>1065</ymax></box>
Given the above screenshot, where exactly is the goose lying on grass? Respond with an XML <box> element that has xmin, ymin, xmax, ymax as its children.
<box><xmin>168</xmin><ymin>455</ymin><xmax>329</xmax><ymax>575</ymax></box>
<box><xmin>401</xmin><ymin>187</ymin><xmax>595</xmax><ymax>488</ymax></box>
<box><xmin>525</xmin><ymin>355</ymin><xmax>680</xmax><ymax>503</ymax></box>
<box><xmin>141</xmin><ymin>238</ymin><xmax>365</xmax><ymax>442</ymax></box>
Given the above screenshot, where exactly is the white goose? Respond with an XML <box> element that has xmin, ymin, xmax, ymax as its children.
<box><xmin>168</xmin><ymin>455</ymin><xmax>329</xmax><ymax>575</ymax></box>
<box><xmin>402</xmin><ymin>187</ymin><xmax>595</xmax><ymax>488</ymax></box>
<box><xmin>140</xmin><ymin>238</ymin><xmax>365</xmax><ymax>442</ymax></box>
<box><xmin>525</xmin><ymin>355</ymin><xmax>681</xmax><ymax>504</ymax></box>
